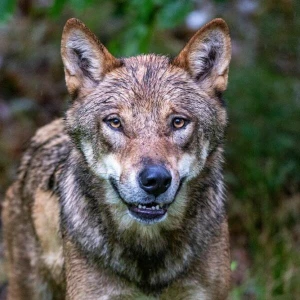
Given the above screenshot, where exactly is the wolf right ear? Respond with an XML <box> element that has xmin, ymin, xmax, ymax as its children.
<box><xmin>173</xmin><ymin>18</ymin><xmax>231</xmax><ymax>94</ymax></box>
<box><xmin>61</xmin><ymin>18</ymin><xmax>121</xmax><ymax>97</ymax></box>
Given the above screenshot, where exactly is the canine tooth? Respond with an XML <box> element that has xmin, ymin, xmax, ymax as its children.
<box><xmin>138</xmin><ymin>204</ymin><xmax>142</xmax><ymax>209</ymax></box>
<box><xmin>143</xmin><ymin>206</ymin><xmax>146</xmax><ymax>209</ymax></box>
<box><xmin>156</xmin><ymin>205</ymin><xmax>160</xmax><ymax>210</ymax></box>
<box><xmin>152</xmin><ymin>206</ymin><xmax>155</xmax><ymax>210</ymax></box>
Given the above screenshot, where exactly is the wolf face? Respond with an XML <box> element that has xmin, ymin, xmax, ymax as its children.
<box><xmin>61</xmin><ymin>19</ymin><xmax>231</xmax><ymax>232</ymax></box>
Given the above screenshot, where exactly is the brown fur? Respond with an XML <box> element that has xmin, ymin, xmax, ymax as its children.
<box><xmin>2</xmin><ymin>18</ymin><xmax>232</xmax><ymax>299</ymax></box>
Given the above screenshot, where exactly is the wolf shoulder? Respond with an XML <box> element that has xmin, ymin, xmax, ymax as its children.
<box><xmin>16</xmin><ymin>118</ymin><xmax>71</xmax><ymax>196</ymax></box>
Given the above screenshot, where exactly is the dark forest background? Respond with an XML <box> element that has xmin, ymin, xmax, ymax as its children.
<box><xmin>0</xmin><ymin>0</ymin><xmax>299</xmax><ymax>299</ymax></box>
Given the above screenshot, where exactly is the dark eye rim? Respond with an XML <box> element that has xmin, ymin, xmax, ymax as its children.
<box><xmin>104</xmin><ymin>116</ymin><xmax>123</xmax><ymax>131</ymax></box>
<box><xmin>172</xmin><ymin>117</ymin><xmax>190</xmax><ymax>130</ymax></box>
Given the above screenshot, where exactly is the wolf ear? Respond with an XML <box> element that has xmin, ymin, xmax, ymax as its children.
<box><xmin>61</xmin><ymin>18</ymin><xmax>121</xmax><ymax>97</ymax></box>
<box><xmin>173</xmin><ymin>18</ymin><xmax>231</xmax><ymax>93</ymax></box>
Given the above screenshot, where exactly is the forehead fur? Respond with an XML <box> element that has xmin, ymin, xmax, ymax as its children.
<box><xmin>123</xmin><ymin>54</ymin><xmax>171</xmax><ymax>82</ymax></box>
<box><xmin>117</xmin><ymin>54</ymin><xmax>185</xmax><ymax>95</ymax></box>
<box><xmin>96</xmin><ymin>54</ymin><xmax>206</xmax><ymax>107</ymax></box>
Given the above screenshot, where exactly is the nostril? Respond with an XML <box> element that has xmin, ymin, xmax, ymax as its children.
<box><xmin>163</xmin><ymin>178</ymin><xmax>171</xmax><ymax>188</ymax></box>
<box><xmin>144</xmin><ymin>178</ymin><xmax>157</xmax><ymax>187</ymax></box>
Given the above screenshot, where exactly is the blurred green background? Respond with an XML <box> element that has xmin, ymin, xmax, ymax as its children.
<box><xmin>0</xmin><ymin>0</ymin><xmax>299</xmax><ymax>299</ymax></box>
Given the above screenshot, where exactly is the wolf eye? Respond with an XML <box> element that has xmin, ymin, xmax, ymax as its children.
<box><xmin>172</xmin><ymin>118</ymin><xmax>187</xmax><ymax>129</ymax></box>
<box><xmin>107</xmin><ymin>117</ymin><xmax>122</xmax><ymax>129</ymax></box>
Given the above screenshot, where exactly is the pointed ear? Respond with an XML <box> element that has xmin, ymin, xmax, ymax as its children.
<box><xmin>61</xmin><ymin>18</ymin><xmax>122</xmax><ymax>97</ymax></box>
<box><xmin>173</xmin><ymin>18</ymin><xmax>231</xmax><ymax>93</ymax></box>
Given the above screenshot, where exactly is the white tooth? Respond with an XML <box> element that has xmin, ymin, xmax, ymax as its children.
<box><xmin>138</xmin><ymin>204</ymin><xmax>142</xmax><ymax>209</ymax></box>
<box><xmin>156</xmin><ymin>205</ymin><xmax>160</xmax><ymax>210</ymax></box>
<box><xmin>143</xmin><ymin>206</ymin><xmax>146</xmax><ymax>209</ymax></box>
<box><xmin>152</xmin><ymin>206</ymin><xmax>155</xmax><ymax>210</ymax></box>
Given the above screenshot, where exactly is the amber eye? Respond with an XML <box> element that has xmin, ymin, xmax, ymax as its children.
<box><xmin>107</xmin><ymin>117</ymin><xmax>121</xmax><ymax>129</ymax></box>
<box><xmin>172</xmin><ymin>118</ymin><xmax>186</xmax><ymax>129</ymax></box>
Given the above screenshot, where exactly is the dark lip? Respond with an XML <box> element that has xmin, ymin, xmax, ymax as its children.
<box><xmin>128</xmin><ymin>204</ymin><xmax>167</xmax><ymax>220</ymax></box>
<box><xmin>109</xmin><ymin>176</ymin><xmax>186</xmax><ymax>221</ymax></box>
<box><xmin>109</xmin><ymin>177</ymin><xmax>132</xmax><ymax>206</ymax></box>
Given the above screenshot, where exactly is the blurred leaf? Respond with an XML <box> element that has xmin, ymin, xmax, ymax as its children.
<box><xmin>231</xmin><ymin>261</ymin><xmax>238</xmax><ymax>271</ymax></box>
<box><xmin>156</xmin><ymin>0</ymin><xmax>192</xmax><ymax>28</ymax></box>
<box><xmin>127</xmin><ymin>0</ymin><xmax>155</xmax><ymax>21</ymax></box>
<box><xmin>70</xmin><ymin>0</ymin><xmax>96</xmax><ymax>11</ymax></box>
<box><xmin>50</xmin><ymin>0</ymin><xmax>67</xmax><ymax>17</ymax></box>
<box><xmin>0</xmin><ymin>0</ymin><xmax>16</xmax><ymax>22</ymax></box>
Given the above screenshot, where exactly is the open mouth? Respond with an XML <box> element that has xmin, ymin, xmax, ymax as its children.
<box><xmin>128</xmin><ymin>202</ymin><xmax>168</xmax><ymax>221</ymax></box>
<box><xmin>109</xmin><ymin>177</ymin><xmax>174</xmax><ymax>223</ymax></box>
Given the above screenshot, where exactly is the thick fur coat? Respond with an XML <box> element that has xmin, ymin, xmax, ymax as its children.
<box><xmin>2</xmin><ymin>18</ymin><xmax>232</xmax><ymax>299</ymax></box>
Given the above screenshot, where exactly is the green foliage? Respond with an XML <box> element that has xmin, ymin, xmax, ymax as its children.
<box><xmin>51</xmin><ymin>0</ymin><xmax>95</xmax><ymax>16</ymax></box>
<box><xmin>0</xmin><ymin>0</ymin><xmax>16</xmax><ymax>22</ymax></box>
<box><xmin>230</xmin><ymin>260</ymin><xmax>238</xmax><ymax>271</ymax></box>
<box><xmin>258</xmin><ymin>1</ymin><xmax>300</xmax><ymax>76</ymax></box>
<box><xmin>226</xmin><ymin>65</ymin><xmax>300</xmax><ymax>201</ymax></box>
<box><xmin>50</xmin><ymin>0</ymin><xmax>68</xmax><ymax>17</ymax></box>
<box><xmin>227</xmin><ymin>63</ymin><xmax>300</xmax><ymax>298</ymax></box>
<box><xmin>156</xmin><ymin>0</ymin><xmax>192</xmax><ymax>29</ymax></box>
<box><xmin>108</xmin><ymin>0</ymin><xmax>192</xmax><ymax>56</ymax></box>
<box><xmin>1</xmin><ymin>0</ymin><xmax>191</xmax><ymax>56</ymax></box>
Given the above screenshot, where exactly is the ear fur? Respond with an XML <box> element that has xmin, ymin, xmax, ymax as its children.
<box><xmin>61</xmin><ymin>18</ymin><xmax>121</xmax><ymax>97</ymax></box>
<box><xmin>173</xmin><ymin>18</ymin><xmax>231</xmax><ymax>93</ymax></box>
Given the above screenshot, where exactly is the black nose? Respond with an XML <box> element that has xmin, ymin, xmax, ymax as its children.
<box><xmin>139</xmin><ymin>165</ymin><xmax>172</xmax><ymax>197</ymax></box>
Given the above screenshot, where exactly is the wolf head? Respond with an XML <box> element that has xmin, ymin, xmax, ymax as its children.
<box><xmin>61</xmin><ymin>18</ymin><xmax>231</xmax><ymax>232</ymax></box>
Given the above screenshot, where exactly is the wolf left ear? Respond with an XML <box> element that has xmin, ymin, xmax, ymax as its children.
<box><xmin>173</xmin><ymin>18</ymin><xmax>231</xmax><ymax>93</ymax></box>
<box><xmin>61</xmin><ymin>18</ymin><xmax>121</xmax><ymax>97</ymax></box>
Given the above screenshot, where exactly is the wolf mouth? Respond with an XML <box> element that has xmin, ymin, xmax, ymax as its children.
<box><xmin>109</xmin><ymin>178</ymin><xmax>169</xmax><ymax>222</ymax></box>
<box><xmin>128</xmin><ymin>202</ymin><xmax>168</xmax><ymax>221</ymax></box>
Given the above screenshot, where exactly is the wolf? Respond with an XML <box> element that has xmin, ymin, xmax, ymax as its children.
<box><xmin>2</xmin><ymin>17</ymin><xmax>231</xmax><ymax>299</ymax></box>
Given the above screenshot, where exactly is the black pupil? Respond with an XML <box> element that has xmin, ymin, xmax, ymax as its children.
<box><xmin>111</xmin><ymin>119</ymin><xmax>120</xmax><ymax>126</ymax></box>
<box><xmin>174</xmin><ymin>118</ymin><xmax>183</xmax><ymax>126</ymax></box>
